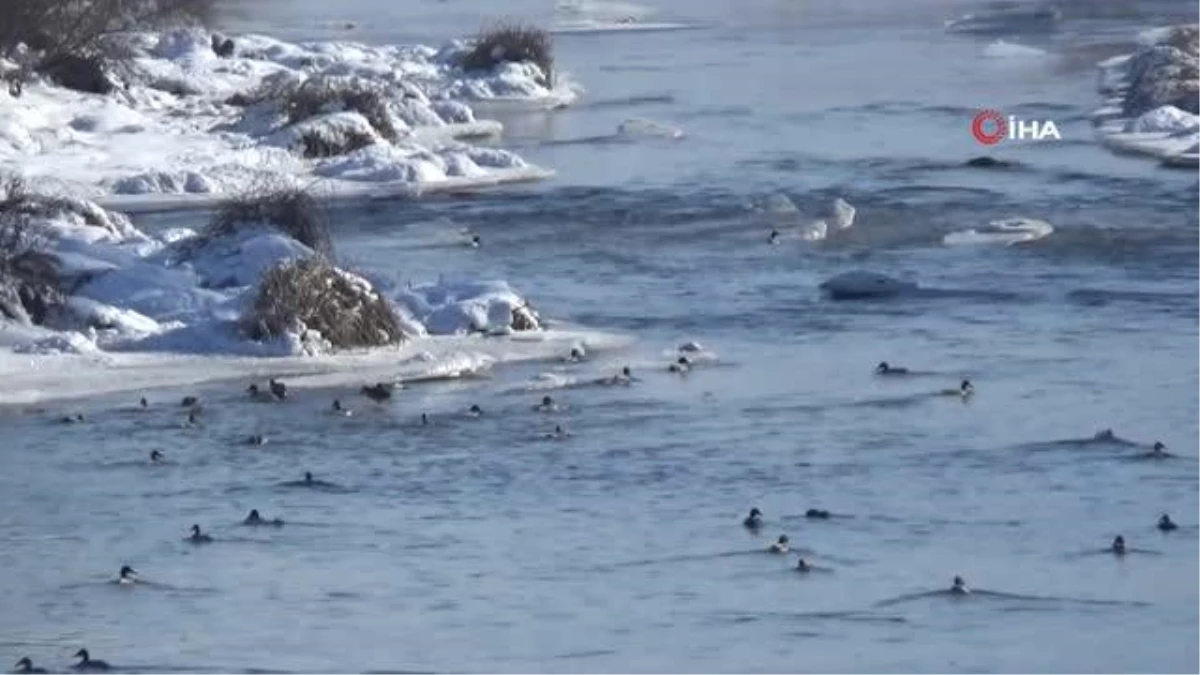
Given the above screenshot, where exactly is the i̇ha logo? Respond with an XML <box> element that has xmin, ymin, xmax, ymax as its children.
<box><xmin>971</xmin><ymin>109</ymin><xmax>1061</xmax><ymax>145</ymax></box>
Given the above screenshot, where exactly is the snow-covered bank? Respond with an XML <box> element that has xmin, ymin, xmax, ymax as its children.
<box><xmin>0</xmin><ymin>28</ymin><xmax>581</xmax><ymax>203</ymax></box>
<box><xmin>1092</xmin><ymin>25</ymin><xmax>1199</xmax><ymax>165</ymax></box>
<box><xmin>0</xmin><ymin>187</ymin><xmax>627</xmax><ymax>407</ymax></box>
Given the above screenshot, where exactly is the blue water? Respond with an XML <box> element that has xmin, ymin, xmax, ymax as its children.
<box><xmin>2</xmin><ymin>0</ymin><xmax>1198</xmax><ymax>672</ymax></box>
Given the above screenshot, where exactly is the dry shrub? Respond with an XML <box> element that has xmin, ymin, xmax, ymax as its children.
<box><xmin>459</xmin><ymin>22</ymin><xmax>554</xmax><ymax>86</ymax></box>
<box><xmin>0</xmin><ymin>0</ymin><xmax>215</xmax><ymax>59</ymax></box>
<box><xmin>0</xmin><ymin>175</ymin><xmax>63</xmax><ymax>324</ymax></box>
<box><xmin>244</xmin><ymin>258</ymin><xmax>404</xmax><ymax>349</ymax></box>
<box><xmin>298</xmin><ymin>128</ymin><xmax>375</xmax><ymax>159</ymax></box>
<box><xmin>202</xmin><ymin>183</ymin><xmax>334</xmax><ymax>258</ymax></box>
<box><xmin>230</xmin><ymin>75</ymin><xmax>400</xmax><ymax>142</ymax></box>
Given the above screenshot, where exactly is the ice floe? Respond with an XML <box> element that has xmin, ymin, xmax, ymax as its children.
<box><xmin>942</xmin><ymin>217</ymin><xmax>1053</xmax><ymax>247</ymax></box>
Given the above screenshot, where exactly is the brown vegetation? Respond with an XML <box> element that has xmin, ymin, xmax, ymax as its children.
<box><xmin>458</xmin><ymin>23</ymin><xmax>554</xmax><ymax>87</ymax></box>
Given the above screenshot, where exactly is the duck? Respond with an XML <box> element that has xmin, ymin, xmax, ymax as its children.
<box><xmin>534</xmin><ymin>395</ymin><xmax>558</xmax><ymax>412</ymax></box>
<box><xmin>60</xmin><ymin>413</ymin><xmax>85</xmax><ymax>424</ymax></box>
<box><xmin>1110</xmin><ymin>535</ymin><xmax>1127</xmax><ymax>555</ymax></box>
<box><xmin>117</xmin><ymin>565</ymin><xmax>138</xmax><ymax>585</ymax></box>
<box><xmin>420</xmin><ymin>413</ymin><xmax>429</xmax><ymax>426</ymax></box>
<box><xmin>139</xmin><ymin>397</ymin><xmax>149</xmax><ymax>409</ymax></box>
<box><xmin>668</xmin><ymin>356</ymin><xmax>691</xmax><ymax>374</ymax></box>
<box><xmin>268</xmin><ymin>378</ymin><xmax>287</xmax><ymax>400</ymax></box>
<box><xmin>940</xmin><ymin>380</ymin><xmax>974</xmax><ymax>398</ymax></box>
<box><xmin>805</xmin><ymin>508</ymin><xmax>831</xmax><ymax>520</ymax></box>
<box><xmin>1158</xmin><ymin>514</ymin><xmax>1178</xmax><ymax>532</ymax></box>
<box><xmin>149</xmin><ymin>450</ymin><xmax>164</xmax><ymax>464</ymax></box>
<box><xmin>180</xmin><ymin>396</ymin><xmax>199</xmax><ymax>407</ymax></box>
<box><xmin>566</xmin><ymin>346</ymin><xmax>586</xmax><ymax>362</ymax></box>
<box><xmin>467</xmin><ymin>404</ymin><xmax>483</xmax><ymax>417</ymax></box>
<box><xmin>950</xmin><ymin>575</ymin><xmax>970</xmax><ymax>595</ymax></box>
<box><xmin>360</xmin><ymin>383</ymin><xmax>393</xmax><ymax>403</ymax></box>
<box><xmin>186</xmin><ymin>524</ymin><xmax>213</xmax><ymax>544</ymax></box>
<box><xmin>183</xmin><ymin>411</ymin><xmax>199</xmax><ymax>427</ymax></box>
<box><xmin>1093</xmin><ymin>428</ymin><xmax>1116</xmax><ymax>441</ymax></box>
<box><xmin>875</xmin><ymin>361</ymin><xmax>908</xmax><ymax>375</ymax></box>
<box><xmin>743</xmin><ymin>508</ymin><xmax>763</xmax><ymax>530</ymax></box>
<box><xmin>544</xmin><ymin>424</ymin><xmax>570</xmax><ymax>440</ymax></box>
<box><xmin>768</xmin><ymin>229</ymin><xmax>781</xmax><ymax>245</ymax></box>
<box><xmin>13</xmin><ymin>657</ymin><xmax>47</xmax><ymax>674</ymax></box>
<box><xmin>244</xmin><ymin>434</ymin><xmax>268</xmax><ymax>446</ymax></box>
<box><xmin>243</xmin><ymin>509</ymin><xmax>284</xmax><ymax>527</ymax></box>
<box><xmin>1145</xmin><ymin>441</ymin><xmax>1171</xmax><ymax>458</ymax></box>
<box><xmin>796</xmin><ymin>557</ymin><xmax>814</xmax><ymax>573</ymax></box>
<box><xmin>331</xmin><ymin>399</ymin><xmax>352</xmax><ymax>416</ymax></box>
<box><xmin>768</xmin><ymin>535</ymin><xmax>789</xmax><ymax>554</ymax></box>
<box><xmin>71</xmin><ymin>649</ymin><xmax>110</xmax><ymax>671</ymax></box>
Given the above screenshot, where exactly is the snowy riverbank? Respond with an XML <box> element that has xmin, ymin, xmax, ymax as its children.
<box><xmin>0</xmin><ymin>28</ymin><xmax>582</xmax><ymax>206</ymax></box>
<box><xmin>1092</xmin><ymin>25</ymin><xmax>1199</xmax><ymax>166</ymax></box>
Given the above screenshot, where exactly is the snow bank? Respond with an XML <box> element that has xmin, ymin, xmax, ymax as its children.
<box><xmin>983</xmin><ymin>40</ymin><xmax>1048</xmax><ymax>59</ymax></box>
<box><xmin>0</xmin><ymin>27</ymin><xmax>574</xmax><ymax>205</ymax></box>
<box><xmin>1092</xmin><ymin>25</ymin><xmax>1199</xmax><ymax>163</ymax></box>
<box><xmin>0</xmin><ymin>195</ymin><xmax>550</xmax><ymax>364</ymax></box>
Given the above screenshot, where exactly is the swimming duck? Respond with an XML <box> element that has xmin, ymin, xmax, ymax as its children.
<box><xmin>940</xmin><ymin>380</ymin><xmax>974</xmax><ymax>397</ymax></box>
<box><xmin>467</xmin><ymin>404</ymin><xmax>483</xmax><ymax>417</ymax></box>
<box><xmin>331</xmin><ymin>399</ymin><xmax>351</xmax><ymax>416</ymax></box>
<box><xmin>1094</xmin><ymin>428</ymin><xmax>1115</xmax><ymax>441</ymax></box>
<box><xmin>60</xmin><ymin>413</ymin><xmax>85</xmax><ymax>424</ymax></box>
<box><xmin>768</xmin><ymin>535</ymin><xmax>789</xmax><ymax>554</ymax></box>
<box><xmin>180</xmin><ymin>396</ymin><xmax>199</xmax><ymax>407</ymax></box>
<box><xmin>768</xmin><ymin>229</ymin><xmax>781</xmax><ymax>245</ymax></box>
<box><xmin>796</xmin><ymin>557</ymin><xmax>813</xmax><ymax>573</ymax></box>
<box><xmin>187</xmin><ymin>524</ymin><xmax>213</xmax><ymax>544</ymax></box>
<box><xmin>13</xmin><ymin>657</ymin><xmax>47</xmax><ymax>673</ymax></box>
<box><xmin>268</xmin><ymin>378</ymin><xmax>287</xmax><ymax>400</ymax></box>
<box><xmin>243</xmin><ymin>509</ymin><xmax>284</xmax><ymax>527</ymax></box>
<box><xmin>71</xmin><ymin>649</ymin><xmax>109</xmax><ymax>671</ymax></box>
<box><xmin>1110</xmin><ymin>535</ymin><xmax>1127</xmax><ymax>555</ymax></box>
<box><xmin>743</xmin><ymin>507</ymin><xmax>763</xmax><ymax>530</ymax></box>
<box><xmin>668</xmin><ymin>356</ymin><xmax>691</xmax><ymax>374</ymax></box>
<box><xmin>805</xmin><ymin>508</ymin><xmax>831</xmax><ymax>520</ymax></box>
<box><xmin>1147</xmin><ymin>441</ymin><xmax>1170</xmax><ymax>458</ymax></box>
<box><xmin>1158</xmin><ymin>514</ymin><xmax>1178</xmax><ymax>532</ymax></box>
<box><xmin>420</xmin><ymin>413</ymin><xmax>429</xmax><ymax>425</ymax></box>
<box><xmin>544</xmin><ymin>424</ymin><xmax>570</xmax><ymax>440</ymax></box>
<box><xmin>184</xmin><ymin>411</ymin><xmax>199</xmax><ymax>427</ymax></box>
<box><xmin>875</xmin><ymin>361</ymin><xmax>908</xmax><ymax>375</ymax></box>
<box><xmin>149</xmin><ymin>450</ymin><xmax>164</xmax><ymax>464</ymax></box>
<box><xmin>534</xmin><ymin>395</ymin><xmax>558</xmax><ymax>412</ymax></box>
<box><xmin>245</xmin><ymin>434</ymin><xmax>268</xmax><ymax>446</ymax></box>
<box><xmin>361</xmin><ymin>383</ymin><xmax>393</xmax><ymax>403</ymax></box>
<box><xmin>950</xmin><ymin>575</ymin><xmax>970</xmax><ymax>595</ymax></box>
<box><xmin>117</xmin><ymin>565</ymin><xmax>138</xmax><ymax>585</ymax></box>
<box><xmin>139</xmin><ymin>397</ymin><xmax>148</xmax><ymax>408</ymax></box>
<box><xmin>567</xmin><ymin>346</ymin><xmax>586</xmax><ymax>362</ymax></box>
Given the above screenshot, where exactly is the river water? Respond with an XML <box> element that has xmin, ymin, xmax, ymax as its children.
<box><xmin>1</xmin><ymin>0</ymin><xmax>1197</xmax><ymax>672</ymax></box>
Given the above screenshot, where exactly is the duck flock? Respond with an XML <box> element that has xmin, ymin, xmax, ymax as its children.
<box><xmin>9</xmin><ymin>349</ymin><xmax>1191</xmax><ymax>673</ymax></box>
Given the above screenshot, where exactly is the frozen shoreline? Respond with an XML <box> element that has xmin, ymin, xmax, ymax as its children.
<box><xmin>0</xmin><ymin>28</ymin><xmax>581</xmax><ymax>202</ymax></box>
<box><xmin>1091</xmin><ymin>25</ymin><xmax>1199</xmax><ymax>166</ymax></box>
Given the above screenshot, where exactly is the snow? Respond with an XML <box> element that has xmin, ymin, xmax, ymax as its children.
<box><xmin>0</xmin><ymin>27</ymin><xmax>576</xmax><ymax>205</ymax></box>
<box><xmin>1123</xmin><ymin>105</ymin><xmax>1200</xmax><ymax>134</ymax></box>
